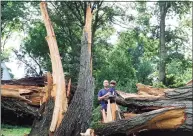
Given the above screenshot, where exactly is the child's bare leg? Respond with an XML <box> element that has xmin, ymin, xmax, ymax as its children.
<box><xmin>101</xmin><ymin>109</ymin><xmax>107</xmax><ymax>123</ymax></box>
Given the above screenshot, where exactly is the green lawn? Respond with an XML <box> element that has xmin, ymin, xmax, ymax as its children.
<box><xmin>1</xmin><ymin>124</ymin><xmax>31</xmax><ymax>136</ymax></box>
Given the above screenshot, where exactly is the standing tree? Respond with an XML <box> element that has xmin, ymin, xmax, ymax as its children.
<box><xmin>158</xmin><ymin>1</ymin><xmax>191</xmax><ymax>85</ymax></box>
<box><xmin>54</xmin><ymin>3</ymin><xmax>94</xmax><ymax>136</ymax></box>
<box><xmin>158</xmin><ymin>1</ymin><xmax>170</xmax><ymax>84</ymax></box>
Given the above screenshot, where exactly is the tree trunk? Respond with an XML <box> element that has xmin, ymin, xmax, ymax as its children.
<box><xmin>94</xmin><ymin>107</ymin><xmax>187</xmax><ymax>136</ymax></box>
<box><xmin>29</xmin><ymin>98</ymin><xmax>55</xmax><ymax>136</ymax></box>
<box><xmin>1</xmin><ymin>97</ymin><xmax>39</xmax><ymax>125</ymax></box>
<box><xmin>85</xmin><ymin>84</ymin><xmax>192</xmax><ymax>136</ymax></box>
<box><xmin>28</xmin><ymin>72</ymin><xmax>55</xmax><ymax>136</ymax></box>
<box><xmin>1</xmin><ymin>77</ymin><xmax>46</xmax><ymax>125</ymax></box>
<box><xmin>40</xmin><ymin>2</ymin><xmax>68</xmax><ymax>132</ymax></box>
<box><xmin>54</xmin><ymin>4</ymin><xmax>94</xmax><ymax>136</ymax></box>
<box><xmin>159</xmin><ymin>2</ymin><xmax>167</xmax><ymax>84</ymax></box>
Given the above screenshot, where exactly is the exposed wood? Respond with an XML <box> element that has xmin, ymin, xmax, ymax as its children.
<box><xmin>84</xmin><ymin>3</ymin><xmax>93</xmax><ymax>74</ymax></box>
<box><xmin>1</xmin><ymin>85</ymin><xmax>43</xmax><ymax>106</ymax></box>
<box><xmin>42</xmin><ymin>72</ymin><xmax>53</xmax><ymax>104</ymax></box>
<box><xmin>116</xmin><ymin>90</ymin><xmax>164</xmax><ymax>100</ymax></box>
<box><xmin>55</xmin><ymin>4</ymin><xmax>94</xmax><ymax>136</ymax></box>
<box><xmin>67</xmin><ymin>78</ymin><xmax>71</xmax><ymax>98</ymax></box>
<box><xmin>106</xmin><ymin>99</ymin><xmax>113</xmax><ymax>122</ymax></box>
<box><xmin>136</xmin><ymin>83</ymin><xmax>174</xmax><ymax>96</ymax></box>
<box><xmin>40</xmin><ymin>2</ymin><xmax>67</xmax><ymax>132</ymax></box>
<box><xmin>92</xmin><ymin>107</ymin><xmax>186</xmax><ymax>136</ymax></box>
<box><xmin>186</xmin><ymin>79</ymin><xmax>192</xmax><ymax>86</ymax></box>
<box><xmin>111</xmin><ymin>103</ymin><xmax>116</xmax><ymax>121</ymax></box>
<box><xmin>123</xmin><ymin>112</ymin><xmax>137</xmax><ymax>119</ymax></box>
<box><xmin>116</xmin><ymin>86</ymin><xmax>192</xmax><ymax>132</ymax></box>
<box><xmin>80</xmin><ymin>129</ymin><xmax>95</xmax><ymax>136</ymax></box>
<box><xmin>82</xmin><ymin>85</ymin><xmax>192</xmax><ymax>136</ymax></box>
<box><xmin>29</xmin><ymin>73</ymin><xmax>55</xmax><ymax>136</ymax></box>
<box><xmin>1</xmin><ymin>76</ymin><xmax>46</xmax><ymax>123</ymax></box>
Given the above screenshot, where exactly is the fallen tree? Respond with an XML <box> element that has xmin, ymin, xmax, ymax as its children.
<box><xmin>1</xmin><ymin>75</ymin><xmax>75</xmax><ymax>126</ymax></box>
<box><xmin>82</xmin><ymin>84</ymin><xmax>192</xmax><ymax>136</ymax></box>
<box><xmin>1</xmin><ymin>77</ymin><xmax>45</xmax><ymax>114</ymax></box>
<box><xmin>1</xmin><ymin>77</ymin><xmax>45</xmax><ymax>125</ymax></box>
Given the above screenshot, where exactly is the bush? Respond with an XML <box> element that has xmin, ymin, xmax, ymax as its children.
<box><xmin>90</xmin><ymin>106</ymin><xmax>101</xmax><ymax>128</ymax></box>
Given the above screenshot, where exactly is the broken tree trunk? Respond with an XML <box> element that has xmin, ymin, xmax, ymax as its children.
<box><xmin>54</xmin><ymin>4</ymin><xmax>94</xmax><ymax>136</ymax></box>
<box><xmin>1</xmin><ymin>77</ymin><xmax>46</xmax><ymax>125</ymax></box>
<box><xmin>1</xmin><ymin>76</ymin><xmax>46</xmax><ymax>113</ymax></box>
<box><xmin>94</xmin><ymin>107</ymin><xmax>186</xmax><ymax>136</ymax></box>
<box><xmin>29</xmin><ymin>72</ymin><xmax>54</xmax><ymax>136</ymax></box>
<box><xmin>86</xmin><ymin>84</ymin><xmax>192</xmax><ymax>136</ymax></box>
<box><xmin>1</xmin><ymin>84</ymin><xmax>44</xmax><ymax>105</ymax></box>
<box><xmin>40</xmin><ymin>2</ymin><xmax>67</xmax><ymax>132</ymax></box>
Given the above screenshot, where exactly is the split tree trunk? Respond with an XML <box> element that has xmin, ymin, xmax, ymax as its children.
<box><xmin>90</xmin><ymin>84</ymin><xmax>192</xmax><ymax>136</ymax></box>
<box><xmin>54</xmin><ymin>4</ymin><xmax>94</xmax><ymax>136</ymax></box>
<box><xmin>40</xmin><ymin>2</ymin><xmax>67</xmax><ymax>132</ymax></box>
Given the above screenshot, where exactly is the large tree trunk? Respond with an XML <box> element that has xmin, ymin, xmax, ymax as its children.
<box><xmin>86</xmin><ymin>84</ymin><xmax>192</xmax><ymax>136</ymax></box>
<box><xmin>1</xmin><ymin>77</ymin><xmax>46</xmax><ymax>125</ymax></box>
<box><xmin>54</xmin><ymin>4</ymin><xmax>94</xmax><ymax>136</ymax></box>
<box><xmin>159</xmin><ymin>2</ymin><xmax>168</xmax><ymax>84</ymax></box>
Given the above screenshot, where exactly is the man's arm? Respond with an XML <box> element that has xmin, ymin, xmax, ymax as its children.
<box><xmin>98</xmin><ymin>91</ymin><xmax>110</xmax><ymax>101</ymax></box>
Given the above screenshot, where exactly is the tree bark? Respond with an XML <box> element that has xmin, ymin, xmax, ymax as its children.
<box><xmin>1</xmin><ymin>97</ymin><xmax>39</xmax><ymax>118</ymax></box>
<box><xmin>159</xmin><ymin>2</ymin><xmax>168</xmax><ymax>84</ymax></box>
<box><xmin>1</xmin><ymin>77</ymin><xmax>46</xmax><ymax>125</ymax></box>
<box><xmin>29</xmin><ymin>73</ymin><xmax>55</xmax><ymax>136</ymax></box>
<box><xmin>54</xmin><ymin>4</ymin><xmax>94</xmax><ymax>136</ymax></box>
<box><xmin>29</xmin><ymin>98</ymin><xmax>55</xmax><ymax>136</ymax></box>
<box><xmin>94</xmin><ymin>107</ymin><xmax>187</xmax><ymax>136</ymax></box>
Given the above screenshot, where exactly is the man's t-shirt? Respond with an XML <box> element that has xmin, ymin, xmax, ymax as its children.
<box><xmin>98</xmin><ymin>88</ymin><xmax>109</xmax><ymax>108</ymax></box>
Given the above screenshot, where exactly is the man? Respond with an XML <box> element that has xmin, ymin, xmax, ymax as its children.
<box><xmin>98</xmin><ymin>80</ymin><xmax>110</xmax><ymax>122</ymax></box>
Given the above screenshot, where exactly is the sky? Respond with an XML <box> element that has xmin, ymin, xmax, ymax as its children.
<box><xmin>3</xmin><ymin>2</ymin><xmax>192</xmax><ymax>79</ymax></box>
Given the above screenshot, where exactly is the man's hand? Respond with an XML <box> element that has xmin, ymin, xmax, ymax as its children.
<box><xmin>98</xmin><ymin>92</ymin><xmax>110</xmax><ymax>101</ymax></box>
<box><xmin>104</xmin><ymin>92</ymin><xmax>110</xmax><ymax>97</ymax></box>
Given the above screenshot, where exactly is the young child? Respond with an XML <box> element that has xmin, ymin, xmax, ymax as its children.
<box><xmin>109</xmin><ymin>80</ymin><xmax>117</xmax><ymax>96</ymax></box>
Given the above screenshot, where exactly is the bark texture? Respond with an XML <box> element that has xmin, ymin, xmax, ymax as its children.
<box><xmin>29</xmin><ymin>98</ymin><xmax>55</xmax><ymax>136</ymax></box>
<box><xmin>54</xmin><ymin>5</ymin><xmax>94</xmax><ymax>136</ymax></box>
<box><xmin>1</xmin><ymin>77</ymin><xmax>46</xmax><ymax>125</ymax></box>
<box><xmin>159</xmin><ymin>2</ymin><xmax>170</xmax><ymax>84</ymax></box>
<box><xmin>1</xmin><ymin>77</ymin><xmax>46</xmax><ymax>116</ymax></box>
<box><xmin>1</xmin><ymin>76</ymin><xmax>45</xmax><ymax>86</ymax></box>
<box><xmin>29</xmin><ymin>73</ymin><xmax>55</xmax><ymax>136</ymax></box>
<box><xmin>94</xmin><ymin>107</ymin><xmax>186</xmax><ymax>136</ymax></box>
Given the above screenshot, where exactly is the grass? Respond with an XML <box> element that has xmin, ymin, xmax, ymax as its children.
<box><xmin>1</xmin><ymin>124</ymin><xmax>31</xmax><ymax>136</ymax></box>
